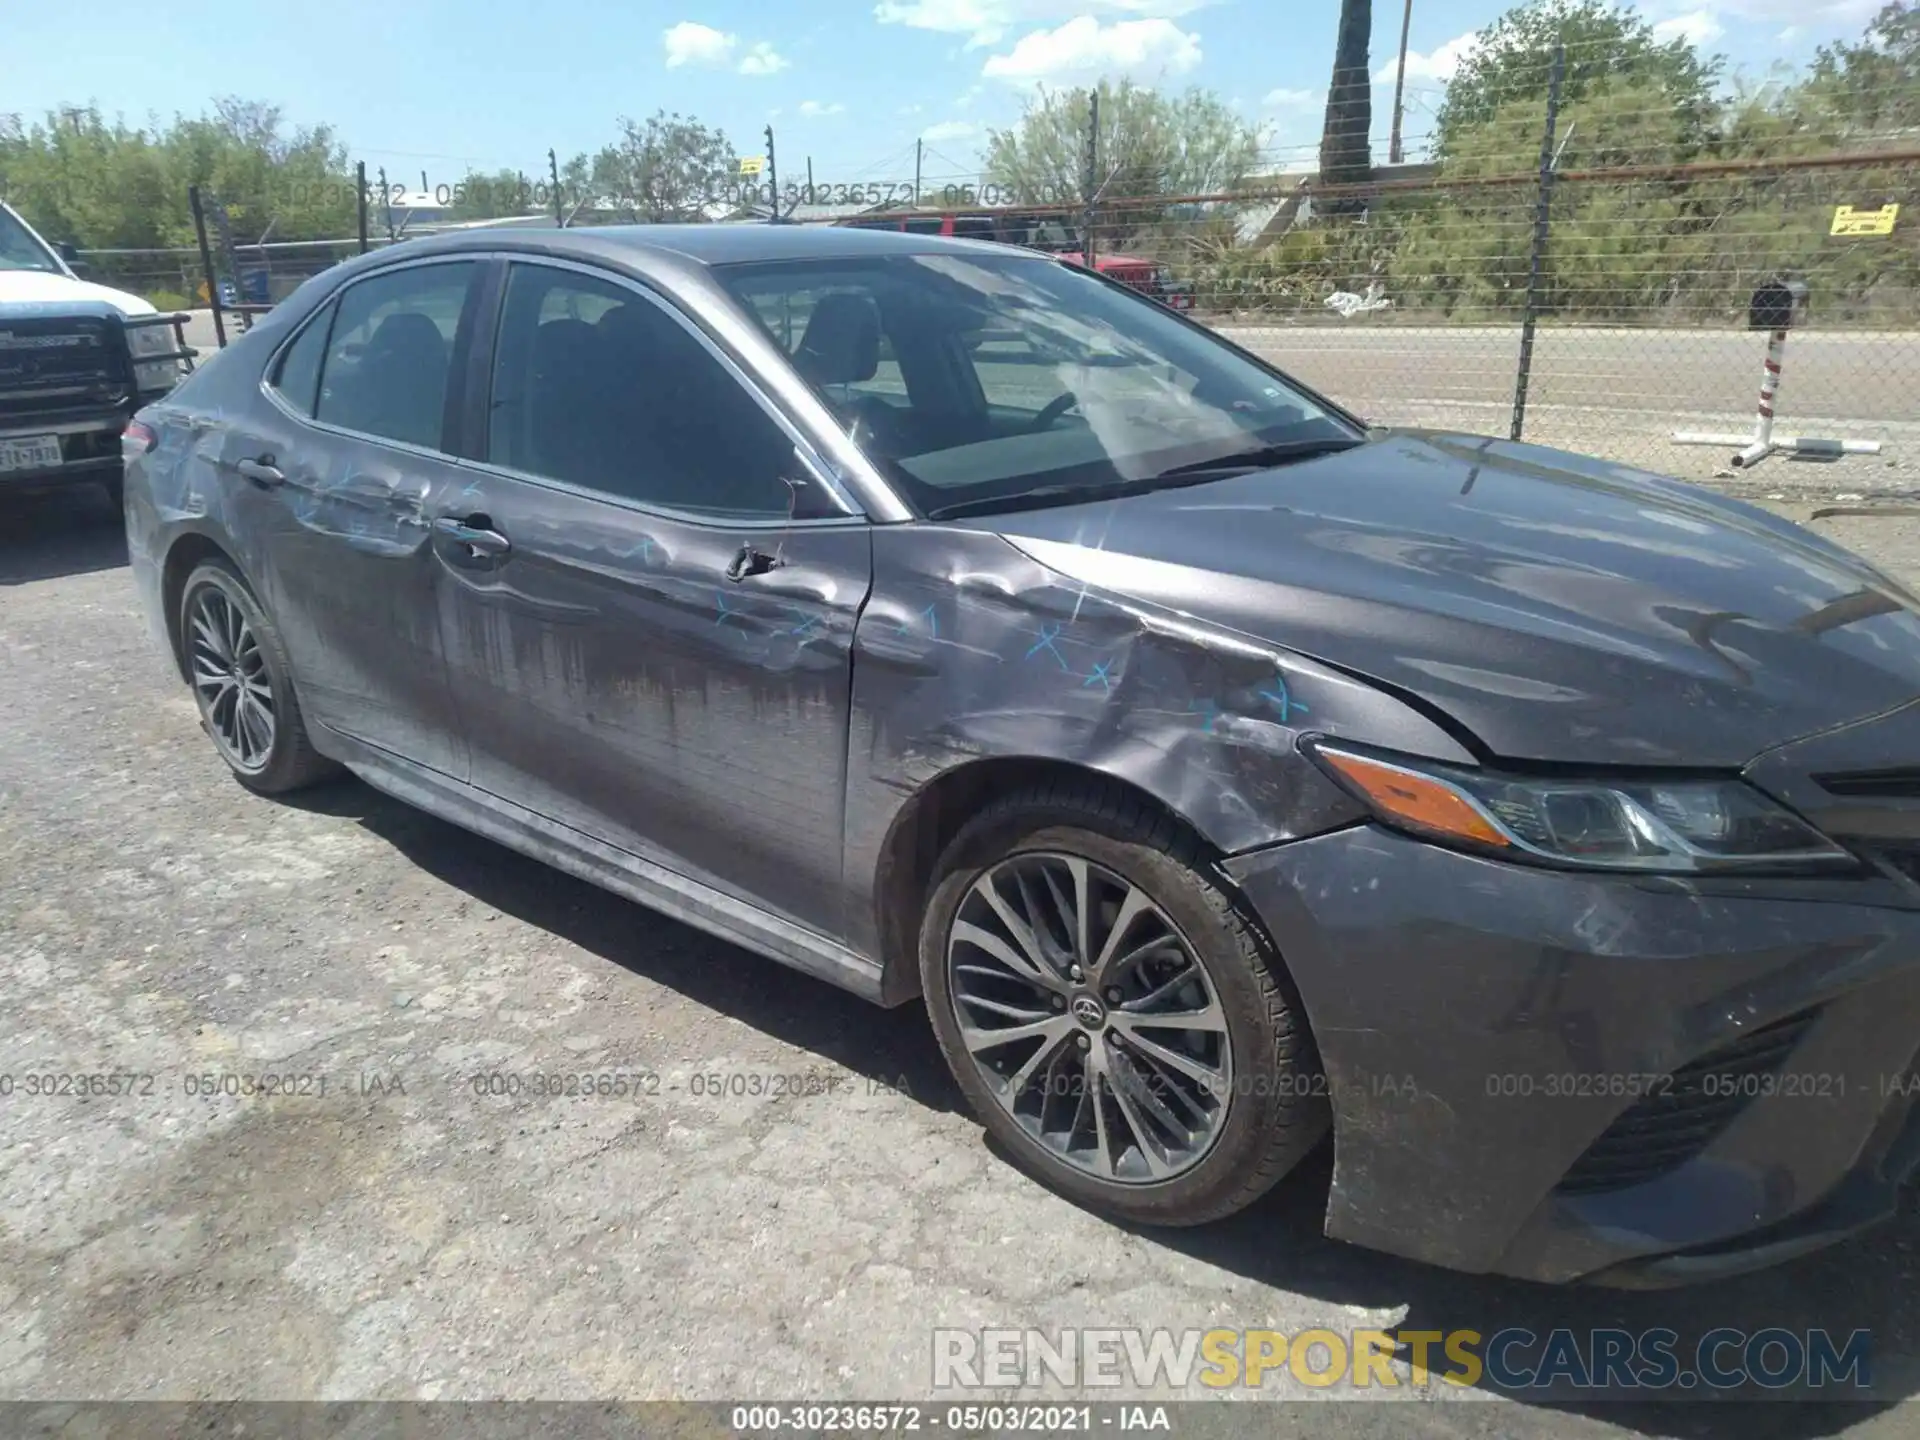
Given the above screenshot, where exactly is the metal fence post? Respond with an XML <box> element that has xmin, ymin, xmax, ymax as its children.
<box><xmin>188</xmin><ymin>185</ymin><xmax>227</xmax><ymax>349</ymax></box>
<box><xmin>355</xmin><ymin>161</ymin><xmax>370</xmax><ymax>254</ymax></box>
<box><xmin>1509</xmin><ymin>42</ymin><xmax>1566</xmax><ymax>443</ymax></box>
<box><xmin>1082</xmin><ymin>89</ymin><xmax>1099</xmax><ymax>271</ymax></box>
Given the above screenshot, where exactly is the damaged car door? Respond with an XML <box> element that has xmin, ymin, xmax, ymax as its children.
<box><xmin>246</xmin><ymin>259</ymin><xmax>483</xmax><ymax>778</ymax></box>
<box><xmin>431</xmin><ymin>259</ymin><xmax>872</xmax><ymax>938</ymax></box>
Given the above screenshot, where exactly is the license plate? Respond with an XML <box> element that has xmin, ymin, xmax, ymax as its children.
<box><xmin>0</xmin><ymin>435</ymin><xmax>63</xmax><ymax>472</ymax></box>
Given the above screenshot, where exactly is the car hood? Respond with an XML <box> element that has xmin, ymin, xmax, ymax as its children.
<box><xmin>0</xmin><ymin>269</ymin><xmax>156</xmax><ymax>315</ymax></box>
<box><xmin>989</xmin><ymin>430</ymin><xmax>1920</xmax><ymax>767</ymax></box>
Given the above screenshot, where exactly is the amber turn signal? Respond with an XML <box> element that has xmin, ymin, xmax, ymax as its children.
<box><xmin>1315</xmin><ymin>748</ymin><xmax>1511</xmax><ymax>849</ymax></box>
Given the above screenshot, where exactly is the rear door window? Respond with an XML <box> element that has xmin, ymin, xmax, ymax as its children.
<box><xmin>313</xmin><ymin>261</ymin><xmax>478</xmax><ymax>451</ymax></box>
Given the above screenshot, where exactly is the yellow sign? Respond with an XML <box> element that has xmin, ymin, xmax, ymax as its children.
<box><xmin>1832</xmin><ymin>203</ymin><xmax>1899</xmax><ymax>237</ymax></box>
<box><xmin>738</xmin><ymin>156</ymin><xmax>766</xmax><ymax>176</ymax></box>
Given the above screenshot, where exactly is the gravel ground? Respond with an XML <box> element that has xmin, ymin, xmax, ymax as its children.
<box><xmin>4</xmin><ymin>478</ymin><xmax>1920</xmax><ymax>1437</ymax></box>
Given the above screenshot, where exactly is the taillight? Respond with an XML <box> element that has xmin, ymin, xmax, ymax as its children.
<box><xmin>122</xmin><ymin>418</ymin><xmax>157</xmax><ymax>456</ymax></box>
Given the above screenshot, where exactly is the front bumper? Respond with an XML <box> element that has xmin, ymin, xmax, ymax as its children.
<box><xmin>0</xmin><ymin>413</ymin><xmax>129</xmax><ymax>488</ymax></box>
<box><xmin>1223</xmin><ymin>825</ymin><xmax>1920</xmax><ymax>1284</ymax></box>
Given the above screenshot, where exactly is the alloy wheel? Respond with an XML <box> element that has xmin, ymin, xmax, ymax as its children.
<box><xmin>946</xmin><ymin>851</ymin><xmax>1234</xmax><ymax>1183</ymax></box>
<box><xmin>187</xmin><ymin>583</ymin><xmax>276</xmax><ymax>772</ymax></box>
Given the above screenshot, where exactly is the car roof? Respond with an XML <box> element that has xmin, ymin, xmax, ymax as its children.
<box><xmin>380</xmin><ymin>222</ymin><xmax>1044</xmax><ymax>268</ymax></box>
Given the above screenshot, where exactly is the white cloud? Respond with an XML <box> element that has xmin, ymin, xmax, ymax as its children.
<box><xmin>1263</xmin><ymin>87</ymin><xmax>1318</xmax><ymax>108</ymax></box>
<box><xmin>877</xmin><ymin>0</ymin><xmax>1207</xmax><ymax>49</ymax></box>
<box><xmin>921</xmin><ymin>119</ymin><xmax>982</xmax><ymax>141</ymax></box>
<box><xmin>737</xmin><ymin>41</ymin><xmax>790</xmax><ymax>74</ymax></box>
<box><xmin>898</xmin><ymin>103</ymin><xmax>924</xmax><ymax>115</ymax></box>
<box><xmin>982</xmin><ymin>16</ymin><xmax>1202</xmax><ymax>83</ymax></box>
<box><xmin>798</xmin><ymin>99</ymin><xmax>847</xmax><ymax>116</ymax></box>
<box><xmin>662</xmin><ymin>21</ymin><xmax>736</xmax><ymax>67</ymax></box>
<box><xmin>1372</xmin><ymin>30</ymin><xmax>1479</xmax><ymax>85</ymax></box>
<box><xmin>1651</xmin><ymin>8</ymin><xmax>1724</xmax><ymax>46</ymax></box>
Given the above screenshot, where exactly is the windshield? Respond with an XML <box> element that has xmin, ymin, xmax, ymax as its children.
<box><xmin>0</xmin><ymin>206</ymin><xmax>63</xmax><ymax>273</ymax></box>
<box><xmin>719</xmin><ymin>252</ymin><xmax>1358</xmax><ymax>520</ymax></box>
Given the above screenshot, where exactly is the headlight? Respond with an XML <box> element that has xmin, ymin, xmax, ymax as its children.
<box><xmin>125</xmin><ymin>320</ymin><xmax>184</xmax><ymax>393</ymax></box>
<box><xmin>1306</xmin><ymin>742</ymin><xmax>1854</xmax><ymax>874</ymax></box>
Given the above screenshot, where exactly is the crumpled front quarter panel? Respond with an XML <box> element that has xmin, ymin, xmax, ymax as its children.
<box><xmin>841</xmin><ymin>523</ymin><xmax>1475</xmax><ymax>979</ymax></box>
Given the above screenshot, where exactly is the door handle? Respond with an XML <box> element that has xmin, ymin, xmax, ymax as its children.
<box><xmin>725</xmin><ymin>545</ymin><xmax>782</xmax><ymax>582</ymax></box>
<box><xmin>236</xmin><ymin>457</ymin><xmax>284</xmax><ymax>488</ymax></box>
<box><xmin>433</xmin><ymin>513</ymin><xmax>512</xmax><ymax>558</ymax></box>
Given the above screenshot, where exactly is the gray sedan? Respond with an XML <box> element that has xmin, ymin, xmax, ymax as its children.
<box><xmin>125</xmin><ymin>223</ymin><xmax>1920</xmax><ymax>1284</ymax></box>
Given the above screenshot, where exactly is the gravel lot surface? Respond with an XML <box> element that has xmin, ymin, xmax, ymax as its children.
<box><xmin>4</xmin><ymin>473</ymin><xmax>1920</xmax><ymax>1436</ymax></box>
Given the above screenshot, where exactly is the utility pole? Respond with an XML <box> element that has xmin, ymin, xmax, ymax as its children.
<box><xmin>806</xmin><ymin>156</ymin><xmax>815</xmax><ymax>208</ymax></box>
<box><xmin>548</xmin><ymin>148</ymin><xmax>565</xmax><ymax>226</ymax></box>
<box><xmin>1389</xmin><ymin>0</ymin><xmax>1414</xmax><ymax>165</ymax></box>
<box><xmin>914</xmin><ymin>138</ymin><xmax>923</xmax><ymax>206</ymax></box>
<box><xmin>764</xmin><ymin>125</ymin><xmax>780</xmax><ymax>222</ymax></box>
<box><xmin>1081</xmin><ymin>90</ymin><xmax>1100</xmax><ymax>270</ymax></box>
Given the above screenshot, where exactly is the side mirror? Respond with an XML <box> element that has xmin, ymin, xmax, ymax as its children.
<box><xmin>57</xmin><ymin>240</ymin><xmax>90</xmax><ymax>275</ymax></box>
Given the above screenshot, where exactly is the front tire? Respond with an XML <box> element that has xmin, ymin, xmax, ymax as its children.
<box><xmin>919</xmin><ymin>780</ymin><xmax>1328</xmax><ymax>1226</ymax></box>
<box><xmin>178</xmin><ymin>558</ymin><xmax>338</xmax><ymax>794</ymax></box>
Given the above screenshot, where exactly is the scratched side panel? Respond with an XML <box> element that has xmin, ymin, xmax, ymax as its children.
<box><xmin>842</xmin><ymin>524</ymin><xmax>1475</xmax><ymax>969</ymax></box>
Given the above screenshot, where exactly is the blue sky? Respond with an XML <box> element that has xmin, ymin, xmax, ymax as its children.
<box><xmin>3</xmin><ymin>0</ymin><xmax>1888</xmax><ymax>189</ymax></box>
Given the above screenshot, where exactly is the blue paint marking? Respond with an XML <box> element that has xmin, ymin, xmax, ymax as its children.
<box><xmin>1083</xmin><ymin>658</ymin><xmax>1116</xmax><ymax>692</ymax></box>
<box><xmin>457</xmin><ymin>480</ymin><xmax>484</xmax><ymax>503</ymax></box>
<box><xmin>786</xmin><ymin>607</ymin><xmax>827</xmax><ymax>639</ymax></box>
<box><xmin>1025</xmin><ymin>622</ymin><xmax>1071</xmax><ymax>670</ymax></box>
<box><xmin>615</xmin><ymin>536</ymin><xmax>656</xmax><ymax>564</ymax></box>
<box><xmin>1257</xmin><ymin>675</ymin><xmax>1309</xmax><ymax>724</ymax></box>
<box><xmin>714</xmin><ymin>591</ymin><xmax>745</xmax><ymax>628</ymax></box>
<box><xmin>890</xmin><ymin>603</ymin><xmax>939</xmax><ymax>638</ymax></box>
<box><xmin>1190</xmin><ymin>699</ymin><xmax>1220</xmax><ymax>733</ymax></box>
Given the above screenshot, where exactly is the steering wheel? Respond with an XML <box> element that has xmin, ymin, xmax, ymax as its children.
<box><xmin>1027</xmin><ymin>392</ymin><xmax>1080</xmax><ymax>433</ymax></box>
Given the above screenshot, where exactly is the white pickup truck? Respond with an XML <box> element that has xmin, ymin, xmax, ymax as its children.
<box><xmin>0</xmin><ymin>199</ymin><xmax>193</xmax><ymax>505</ymax></box>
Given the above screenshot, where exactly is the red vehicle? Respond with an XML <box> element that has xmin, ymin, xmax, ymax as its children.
<box><xmin>842</xmin><ymin>209</ymin><xmax>1192</xmax><ymax>310</ymax></box>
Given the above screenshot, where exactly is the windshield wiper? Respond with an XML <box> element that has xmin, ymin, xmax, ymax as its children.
<box><xmin>925</xmin><ymin>481</ymin><xmax>1148</xmax><ymax>522</ymax></box>
<box><xmin>921</xmin><ymin>436</ymin><xmax>1370</xmax><ymax>522</ymax></box>
<box><xmin>1147</xmin><ymin>435</ymin><xmax>1366</xmax><ymax>480</ymax></box>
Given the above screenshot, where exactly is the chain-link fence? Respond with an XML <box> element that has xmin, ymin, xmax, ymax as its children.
<box><xmin>1057</xmin><ymin>148</ymin><xmax>1918</xmax><ymax>485</ymax></box>
<box><xmin>110</xmin><ymin>32</ymin><xmax>1916</xmax><ymax>487</ymax></box>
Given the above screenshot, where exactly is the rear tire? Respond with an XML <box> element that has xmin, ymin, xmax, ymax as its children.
<box><xmin>919</xmin><ymin>779</ymin><xmax>1328</xmax><ymax>1226</ymax></box>
<box><xmin>178</xmin><ymin>558</ymin><xmax>338</xmax><ymax>794</ymax></box>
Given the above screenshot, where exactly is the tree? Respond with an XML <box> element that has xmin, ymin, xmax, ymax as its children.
<box><xmin>448</xmin><ymin>168</ymin><xmax>534</xmax><ymax>221</ymax></box>
<box><xmin>1794</xmin><ymin>1</ymin><xmax>1919</xmax><ymax>140</ymax></box>
<box><xmin>984</xmin><ymin>80</ymin><xmax>1261</xmax><ymax>206</ymax></box>
<box><xmin>1319</xmin><ymin>0</ymin><xmax>1373</xmax><ymax>205</ymax></box>
<box><xmin>163</xmin><ymin>97</ymin><xmax>357</xmax><ymax>242</ymax></box>
<box><xmin>1434</xmin><ymin>0</ymin><xmax>1722</xmax><ymax>160</ymax></box>
<box><xmin>591</xmin><ymin>110</ymin><xmax>733</xmax><ymax>223</ymax></box>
